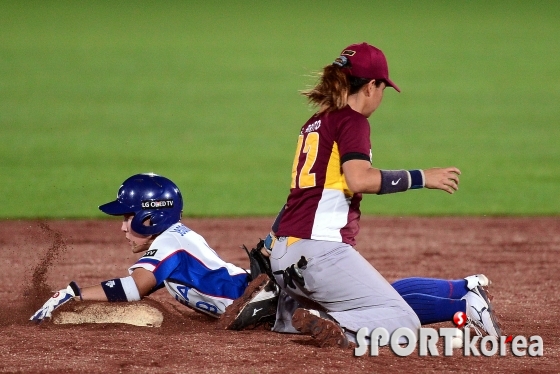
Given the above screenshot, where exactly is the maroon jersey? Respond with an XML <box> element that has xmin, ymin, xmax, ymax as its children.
<box><xmin>275</xmin><ymin>105</ymin><xmax>372</xmax><ymax>246</ymax></box>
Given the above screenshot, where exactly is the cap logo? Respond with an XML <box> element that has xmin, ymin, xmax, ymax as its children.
<box><xmin>141</xmin><ymin>200</ymin><xmax>174</xmax><ymax>209</ymax></box>
<box><xmin>333</xmin><ymin>56</ymin><xmax>348</xmax><ymax>67</ymax></box>
<box><xmin>341</xmin><ymin>50</ymin><xmax>356</xmax><ymax>56</ymax></box>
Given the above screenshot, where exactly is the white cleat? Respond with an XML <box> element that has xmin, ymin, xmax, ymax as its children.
<box><xmin>464</xmin><ymin>274</ymin><xmax>490</xmax><ymax>290</ymax></box>
<box><xmin>461</xmin><ymin>284</ymin><xmax>502</xmax><ymax>337</ymax></box>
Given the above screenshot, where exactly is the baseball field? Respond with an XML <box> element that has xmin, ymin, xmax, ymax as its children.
<box><xmin>1</xmin><ymin>1</ymin><xmax>559</xmax><ymax>373</ymax></box>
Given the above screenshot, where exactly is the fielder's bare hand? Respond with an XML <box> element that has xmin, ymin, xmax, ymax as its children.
<box><xmin>423</xmin><ymin>167</ymin><xmax>461</xmax><ymax>194</ymax></box>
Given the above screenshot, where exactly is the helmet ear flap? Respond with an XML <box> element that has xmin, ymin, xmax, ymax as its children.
<box><xmin>148</xmin><ymin>211</ymin><xmax>169</xmax><ymax>232</ymax></box>
<box><xmin>131</xmin><ymin>210</ymin><xmax>174</xmax><ymax>236</ymax></box>
<box><xmin>130</xmin><ymin>211</ymin><xmax>154</xmax><ymax>236</ymax></box>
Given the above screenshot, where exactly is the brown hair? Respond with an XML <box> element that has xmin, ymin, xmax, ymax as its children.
<box><xmin>301</xmin><ymin>65</ymin><xmax>375</xmax><ymax>114</ymax></box>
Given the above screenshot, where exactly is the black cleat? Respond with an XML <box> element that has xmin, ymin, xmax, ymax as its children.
<box><xmin>217</xmin><ymin>273</ymin><xmax>279</xmax><ymax>330</ymax></box>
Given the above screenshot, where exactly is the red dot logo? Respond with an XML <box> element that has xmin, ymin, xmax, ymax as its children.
<box><xmin>453</xmin><ymin>311</ymin><xmax>467</xmax><ymax>328</ymax></box>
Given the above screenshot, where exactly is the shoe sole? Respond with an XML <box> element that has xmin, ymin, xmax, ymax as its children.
<box><xmin>292</xmin><ymin>308</ymin><xmax>349</xmax><ymax>349</ymax></box>
<box><xmin>217</xmin><ymin>273</ymin><xmax>277</xmax><ymax>330</ymax></box>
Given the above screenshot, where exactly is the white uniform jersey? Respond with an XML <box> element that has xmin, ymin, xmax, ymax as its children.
<box><xmin>129</xmin><ymin>223</ymin><xmax>249</xmax><ymax>317</ymax></box>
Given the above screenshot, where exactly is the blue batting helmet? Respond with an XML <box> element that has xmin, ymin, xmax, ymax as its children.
<box><xmin>99</xmin><ymin>173</ymin><xmax>183</xmax><ymax>236</ymax></box>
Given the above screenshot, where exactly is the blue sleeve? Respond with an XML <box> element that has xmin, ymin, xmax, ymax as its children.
<box><xmin>135</xmin><ymin>252</ymin><xmax>181</xmax><ymax>288</ymax></box>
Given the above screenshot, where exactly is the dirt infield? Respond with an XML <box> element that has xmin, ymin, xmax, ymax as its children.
<box><xmin>0</xmin><ymin>217</ymin><xmax>558</xmax><ymax>373</ymax></box>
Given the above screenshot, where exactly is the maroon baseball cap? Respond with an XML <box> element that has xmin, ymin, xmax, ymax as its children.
<box><xmin>335</xmin><ymin>42</ymin><xmax>400</xmax><ymax>92</ymax></box>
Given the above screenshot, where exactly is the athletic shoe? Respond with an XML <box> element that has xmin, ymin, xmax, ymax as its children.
<box><xmin>291</xmin><ymin>308</ymin><xmax>350</xmax><ymax>349</ymax></box>
<box><xmin>464</xmin><ymin>274</ymin><xmax>490</xmax><ymax>290</ymax></box>
<box><xmin>217</xmin><ymin>273</ymin><xmax>279</xmax><ymax>330</ymax></box>
<box><xmin>461</xmin><ymin>285</ymin><xmax>502</xmax><ymax>337</ymax></box>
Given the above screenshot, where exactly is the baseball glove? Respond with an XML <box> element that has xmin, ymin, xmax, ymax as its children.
<box><xmin>243</xmin><ymin>238</ymin><xmax>275</xmax><ymax>282</ymax></box>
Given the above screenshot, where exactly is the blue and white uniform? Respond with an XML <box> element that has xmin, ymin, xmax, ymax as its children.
<box><xmin>129</xmin><ymin>222</ymin><xmax>249</xmax><ymax>317</ymax></box>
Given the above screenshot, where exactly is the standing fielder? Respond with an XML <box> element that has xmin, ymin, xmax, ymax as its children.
<box><xmin>219</xmin><ymin>43</ymin><xmax>502</xmax><ymax>348</ymax></box>
<box><xmin>30</xmin><ymin>173</ymin><xmax>276</xmax><ymax>322</ymax></box>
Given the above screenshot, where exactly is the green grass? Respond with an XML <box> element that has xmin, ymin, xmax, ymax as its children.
<box><xmin>1</xmin><ymin>1</ymin><xmax>559</xmax><ymax>217</ymax></box>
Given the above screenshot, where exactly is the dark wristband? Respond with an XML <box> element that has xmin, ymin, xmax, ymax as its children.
<box><xmin>69</xmin><ymin>281</ymin><xmax>83</xmax><ymax>301</ymax></box>
<box><xmin>378</xmin><ymin>170</ymin><xmax>409</xmax><ymax>194</ymax></box>
<box><xmin>408</xmin><ymin>169</ymin><xmax>425</xmax><ymax>189</ymax></box>
<box><xmin>101</xmin><ymin>278</ymin><xmax>128</xmax><ymax>302</ymax></box>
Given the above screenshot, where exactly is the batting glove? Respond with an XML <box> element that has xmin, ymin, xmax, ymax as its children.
<box><xmin>30</xmin><ymin>281</ymin><xmax>82</xmax><ymax>322</ymax></box>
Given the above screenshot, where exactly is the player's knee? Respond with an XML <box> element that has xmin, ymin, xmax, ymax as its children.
<box><xmin>409</xmin><ymin>313</ymin><xmax>422</xmax><ymax>330</ymax></box>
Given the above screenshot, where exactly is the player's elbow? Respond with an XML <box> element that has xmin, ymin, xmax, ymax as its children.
<box><xmin>342</xmin><ymin>161</ymin><xmax>381</xmax><ymax>194</ymax></box>
<box><xmin>346</xmin><ymin>179</ymin><xmax>379</xmax><ymax>194</ymax></box>
<box><xmin>346</xmin><ymin>179</ymin><xmax>367</xmax><ymax>194</ymax></box>
<box><xmin>344</xmin><ymin>170</ymin><xmax>382</xmax><ymax>194</ymax></box>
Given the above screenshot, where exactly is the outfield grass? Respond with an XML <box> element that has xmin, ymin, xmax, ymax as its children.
<box><xmin>1</xmin><ymin>1</ymin><xmax>559</xmax><ymax>218</ymax></box>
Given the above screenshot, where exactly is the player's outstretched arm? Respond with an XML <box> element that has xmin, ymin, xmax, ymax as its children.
<box><xmin>79</xmin><ymin>268</ymin><xmax>156</xmax><ymax>301</ymax></box>
<box><xmin>342</xmin><ymin>160</ymin><xmax>460</xmax><ymax>195</ymax></box>
<box><xmin>423</xmin><ymin>167</ymin><xmax>461</xmax><ymax>194</ymax></box>
<box><xmin>30</xmin><ymin>269</ymin><xmax>157</xmax><ymax>322</ymax></box>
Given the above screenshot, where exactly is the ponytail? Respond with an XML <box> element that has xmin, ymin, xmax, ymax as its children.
<box><xmin>301</xmin><ymin>63</ymin><xmax>372</xmax><ymax>114</ymax></box>
<box><xmin>301</xmin><ymin>65</ymin><xmax>348</xmax><ymax>114</ymax></box>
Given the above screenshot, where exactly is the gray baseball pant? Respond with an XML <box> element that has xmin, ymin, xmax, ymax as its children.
<box><xmin>269</xmin><ymin>237</ymin><xmax>420</xmax><ymax>343</ymax></box>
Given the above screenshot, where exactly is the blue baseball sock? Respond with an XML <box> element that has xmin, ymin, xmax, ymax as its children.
<box><xmin>401</xmin><ymin>294</ymin><xmax>466</xmax><ymax>325</ymax></box>
<box><xmin>392</xmin><ymin>277</ymin><xmax>469</xmax><ymax>299</ymax></box>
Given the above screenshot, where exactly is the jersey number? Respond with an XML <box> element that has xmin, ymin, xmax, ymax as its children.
<box><xmin>291</xmin><ymin>132</ymin><xmax>319</xmax><ymax>189</ymax></box>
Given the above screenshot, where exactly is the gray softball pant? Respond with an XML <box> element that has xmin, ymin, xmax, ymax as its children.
<box><xmin>269</xmin><ymin>237</ymin><xmax>421</xmax><ymax>343</ymax></box>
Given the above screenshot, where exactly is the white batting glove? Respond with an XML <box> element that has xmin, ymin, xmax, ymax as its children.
<box><xmin>30</xmin><ymin>281</ymin><xmax>82</xmax><ymax>322</ymax></box>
